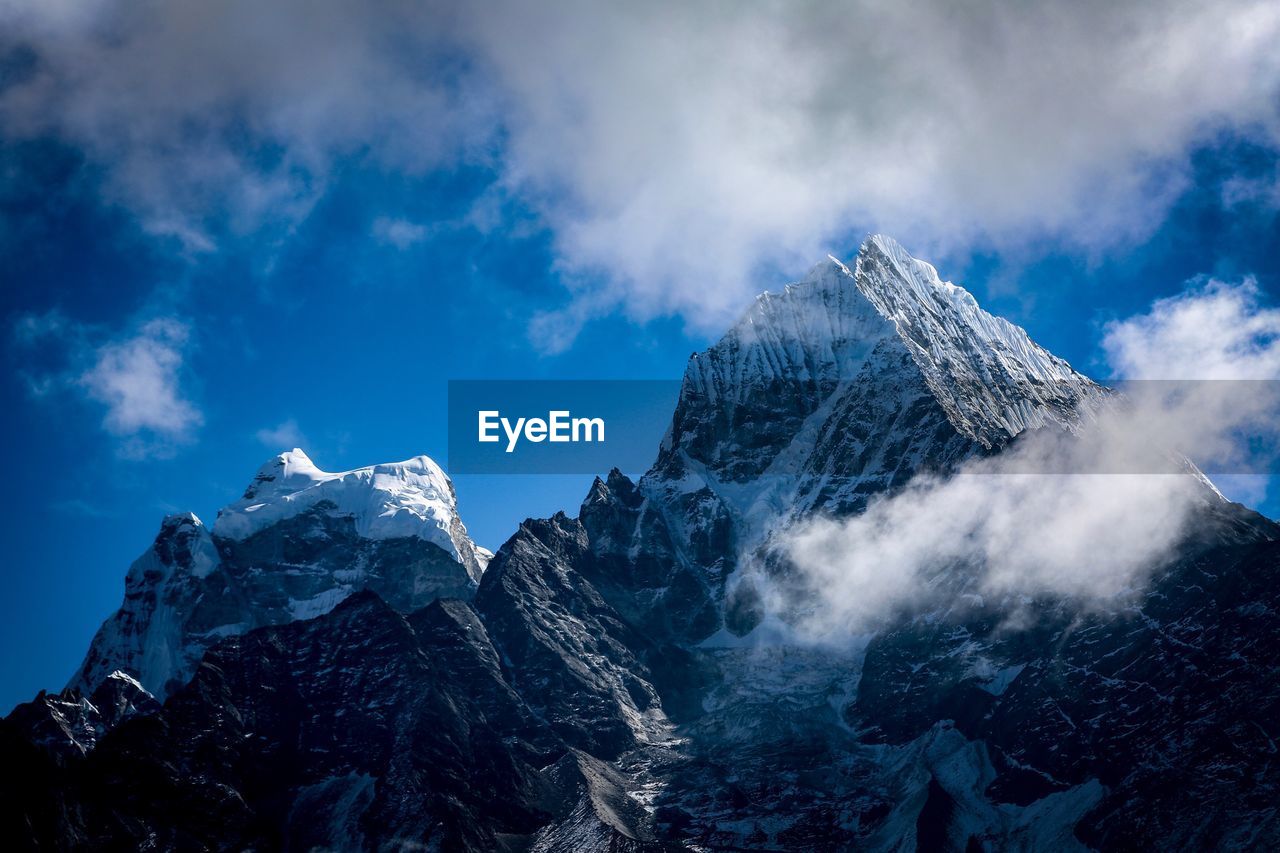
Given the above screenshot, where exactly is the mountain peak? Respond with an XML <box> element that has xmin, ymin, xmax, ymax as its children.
<box><xmin>239</xmin><ymin>447</ymin><xmax>321</xmax><ymax>500</ymax></box>
<box><xmin>215</xmin><ymin>450</ymin><xmax>465</xmax><ymax>558</ymax></box>
<box><xmin>686</xmin><ymin>235</ymin><xmax>1102</xmax><ymax>449</ymax></box>
<box><xmin>159</xmin><ymin>510</ymin><xmax>204</xmax><ymax>530</ymax></box>
<box><xmin>650</xmin><ymin>236</ymin><xmax>1110</xmax><ymax>564</ymax></box>
<box><xmin>697</xmin><ymin>235</ymin><xmax>1025</xmax><ymax>403</ymax></box>
<box><xmin>72</xmin><ymin>450</ymin><xmax>486</xmax><ymax>699</ymax></box>
<box><xmin>852</xmin><ymin>235</ymin><xmax>1104</xmax><ymax>445</ymax></box>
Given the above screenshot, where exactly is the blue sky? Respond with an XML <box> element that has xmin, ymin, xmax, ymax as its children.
<box><xmin>3</xmin><ymin>1</ymin><xmax>1280</xmax><ymax>712</ymax></box>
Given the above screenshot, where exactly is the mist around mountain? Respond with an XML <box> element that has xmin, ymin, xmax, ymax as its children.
<box><xmin>5</xmin><ymin>237</ymin><xmax>1279</xmax><ymax>851</ymax></box>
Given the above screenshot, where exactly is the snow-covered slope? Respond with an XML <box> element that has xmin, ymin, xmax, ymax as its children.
<box><xmin>71</xmin><ymin>450</ymin><xmax>485</xmax><ymax>697</ymax></box>
<box><xmin>215</xmin><ymin>449</ymin><xmax>473</xmax><ymax>562</ymax></box>
<box><xmin>71</xmin><ymin>513</ymin><xmax>221</xmax><ymax>698</ymax></box>
<box><xmin>662</xmin><ymin>234</ymin><xmax>1104</xmax><ymax>484</ymax></box>
<box><xmin>854</xmin><ymin>234</ymin><xmax>1105</xmax><ymax>446</ymax></box>
<box><xmin>631</xmin><ymin>235</ymin><xmax>1109</xmax><ymax>638</ymax></box>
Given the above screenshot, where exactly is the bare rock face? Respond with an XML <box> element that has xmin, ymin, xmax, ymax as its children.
<box><xmin>10</xmin><ymin>236</ymin><xmax>1280</xmax><ymax>851</ymax></box>
<box><xmin>5</xmin><ymin>590</ymin><xmax>680</xmax><ymax>850</ymax></box>
<box><xmin>475</xmin><ymin>512</ymin><xmax>673</xmax><ymax>760</ymax></box>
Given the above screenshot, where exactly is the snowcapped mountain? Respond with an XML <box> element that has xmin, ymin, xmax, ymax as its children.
<box><xmin>70</xmin><ymin>449</ymin><xmax>486</xmax><ymax>698</ymax></box>
<box><xmin>215</xmin><ymin>449</ymin><xmax>483</xmax><ymax>567</ymax></box>
<box><xmin>671</xmin><ymin>235</ymin><xmax>1100</xmax><ymax>480</ymax></box>
<box><xmin>9</xmin><ymin>236</ymin><xmax>1280</xmax><ymax>851</ymax></box>
<box><xmin>563</xmin><ymin>238</ymin><xmax>1277</xmax><ymax>850</ymax></box>
<box><xmin>629</xmin><ymin>234</ymin><xmax>1111</xmax><ymax>640</ymax></box>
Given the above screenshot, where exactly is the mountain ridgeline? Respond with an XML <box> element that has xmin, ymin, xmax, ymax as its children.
<box><xmin>5</xmin><ymin>236</ymin><xmax>1279</xmax><ymax>851</ymax></box>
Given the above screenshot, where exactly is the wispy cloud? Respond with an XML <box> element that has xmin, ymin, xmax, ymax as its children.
<box><xmin>254</xmin><ymin>418</ymin><xmax>307</xmax><ymax>450</ymax></box>
<box><xmin>370</xmin><ymin>216</ymin><xmax>430</xmax><ymax>250</ymax></box>
<box><xmin>80</xmin><ymin>318</ymin><xmax>201</xmax><ymax>443</ymax></box>
<box><xmin>0</xmin><ymin>1</ymin><xmax>489</xmax><ymax>252</ymax></box>
<box><xmin>13</xmin><ymin>312</ymin><xmax>202</xmax><ymax>458</ymax></box>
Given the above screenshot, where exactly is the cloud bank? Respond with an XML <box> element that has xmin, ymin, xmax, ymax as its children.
<box><xmin>4</xmin><ymin>1</ymin><xmax>1280</xmax><ymax>342</ymax></box>
<box><xmin>774</xmin><ymin>279</ymin><xmax>1280</xmax><ymax>637</ymax></box>
<box><xmin>0</xmin><ymin>0</ymin><xmax>488</xmax><ymax>251</ymax></box>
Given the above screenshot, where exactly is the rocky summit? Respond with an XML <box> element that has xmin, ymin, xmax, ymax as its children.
<box><xmin>6</xmin><ymin>236</ymin><xmax>1280</xmax><ymax>851</ymax></box>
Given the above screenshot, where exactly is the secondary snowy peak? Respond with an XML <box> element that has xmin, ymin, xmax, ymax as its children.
<box><xmin>72</xmin><ymin>449</ymin><xmax>486</xmax><ymax>699</ymax></box>
<box><xmin>215</xmin><ymin>448</ymin><xmax>470</xmax><ymax>562</ymax></box>
<box><xmin>147</xmin><ymin>511</ymin><xmax>220</xmax><ymax>579</ymax></box>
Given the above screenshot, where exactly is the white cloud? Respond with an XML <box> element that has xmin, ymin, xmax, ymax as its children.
<box><xmin>4</xmin><ymin>1</ymin><xmax>1280</xmax><ymax>342</ymax></box>
<box><xmin>463</xmin><ymin>0</ymin><xmax>1280</xmax><ymax>340</ymax></box>
<box><xmin>0</xmin><ymin>0</ymin><xmax>491</xmax><ymax>251</ymax></box>
<box><xmin>774</xmin><ymin>279</ymin><xmax>1280</xmax><ymax>637</ymax></box>
<box><xmin>13</xmin><ymin>312</ymin><xmax>202</xmax><ymax>457</ymax></box>
<box><xmin>79</xmin><ymin>317</ymin><xmax>202</xmax><ymax>453</ymax></box>
<box><xmin>254</xmin><ymin>418</ymin><xmax>307</xmax><ymax>450</ymax></box>
<box><xmin>1102</xmin><ymin>278</ymin><xmax>1280</xmax><ymax>380</ymax></box>
<box><xmin>778</xmin><ymin>469</ymin><xmax>1204</xmax><ymax>635</ymax></box>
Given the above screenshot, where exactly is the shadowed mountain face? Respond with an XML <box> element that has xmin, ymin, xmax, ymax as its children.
<box><xmin>6</xmin><ymin>236</ymin><xmax>1280</xmax><ymax>851</ymax></box>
